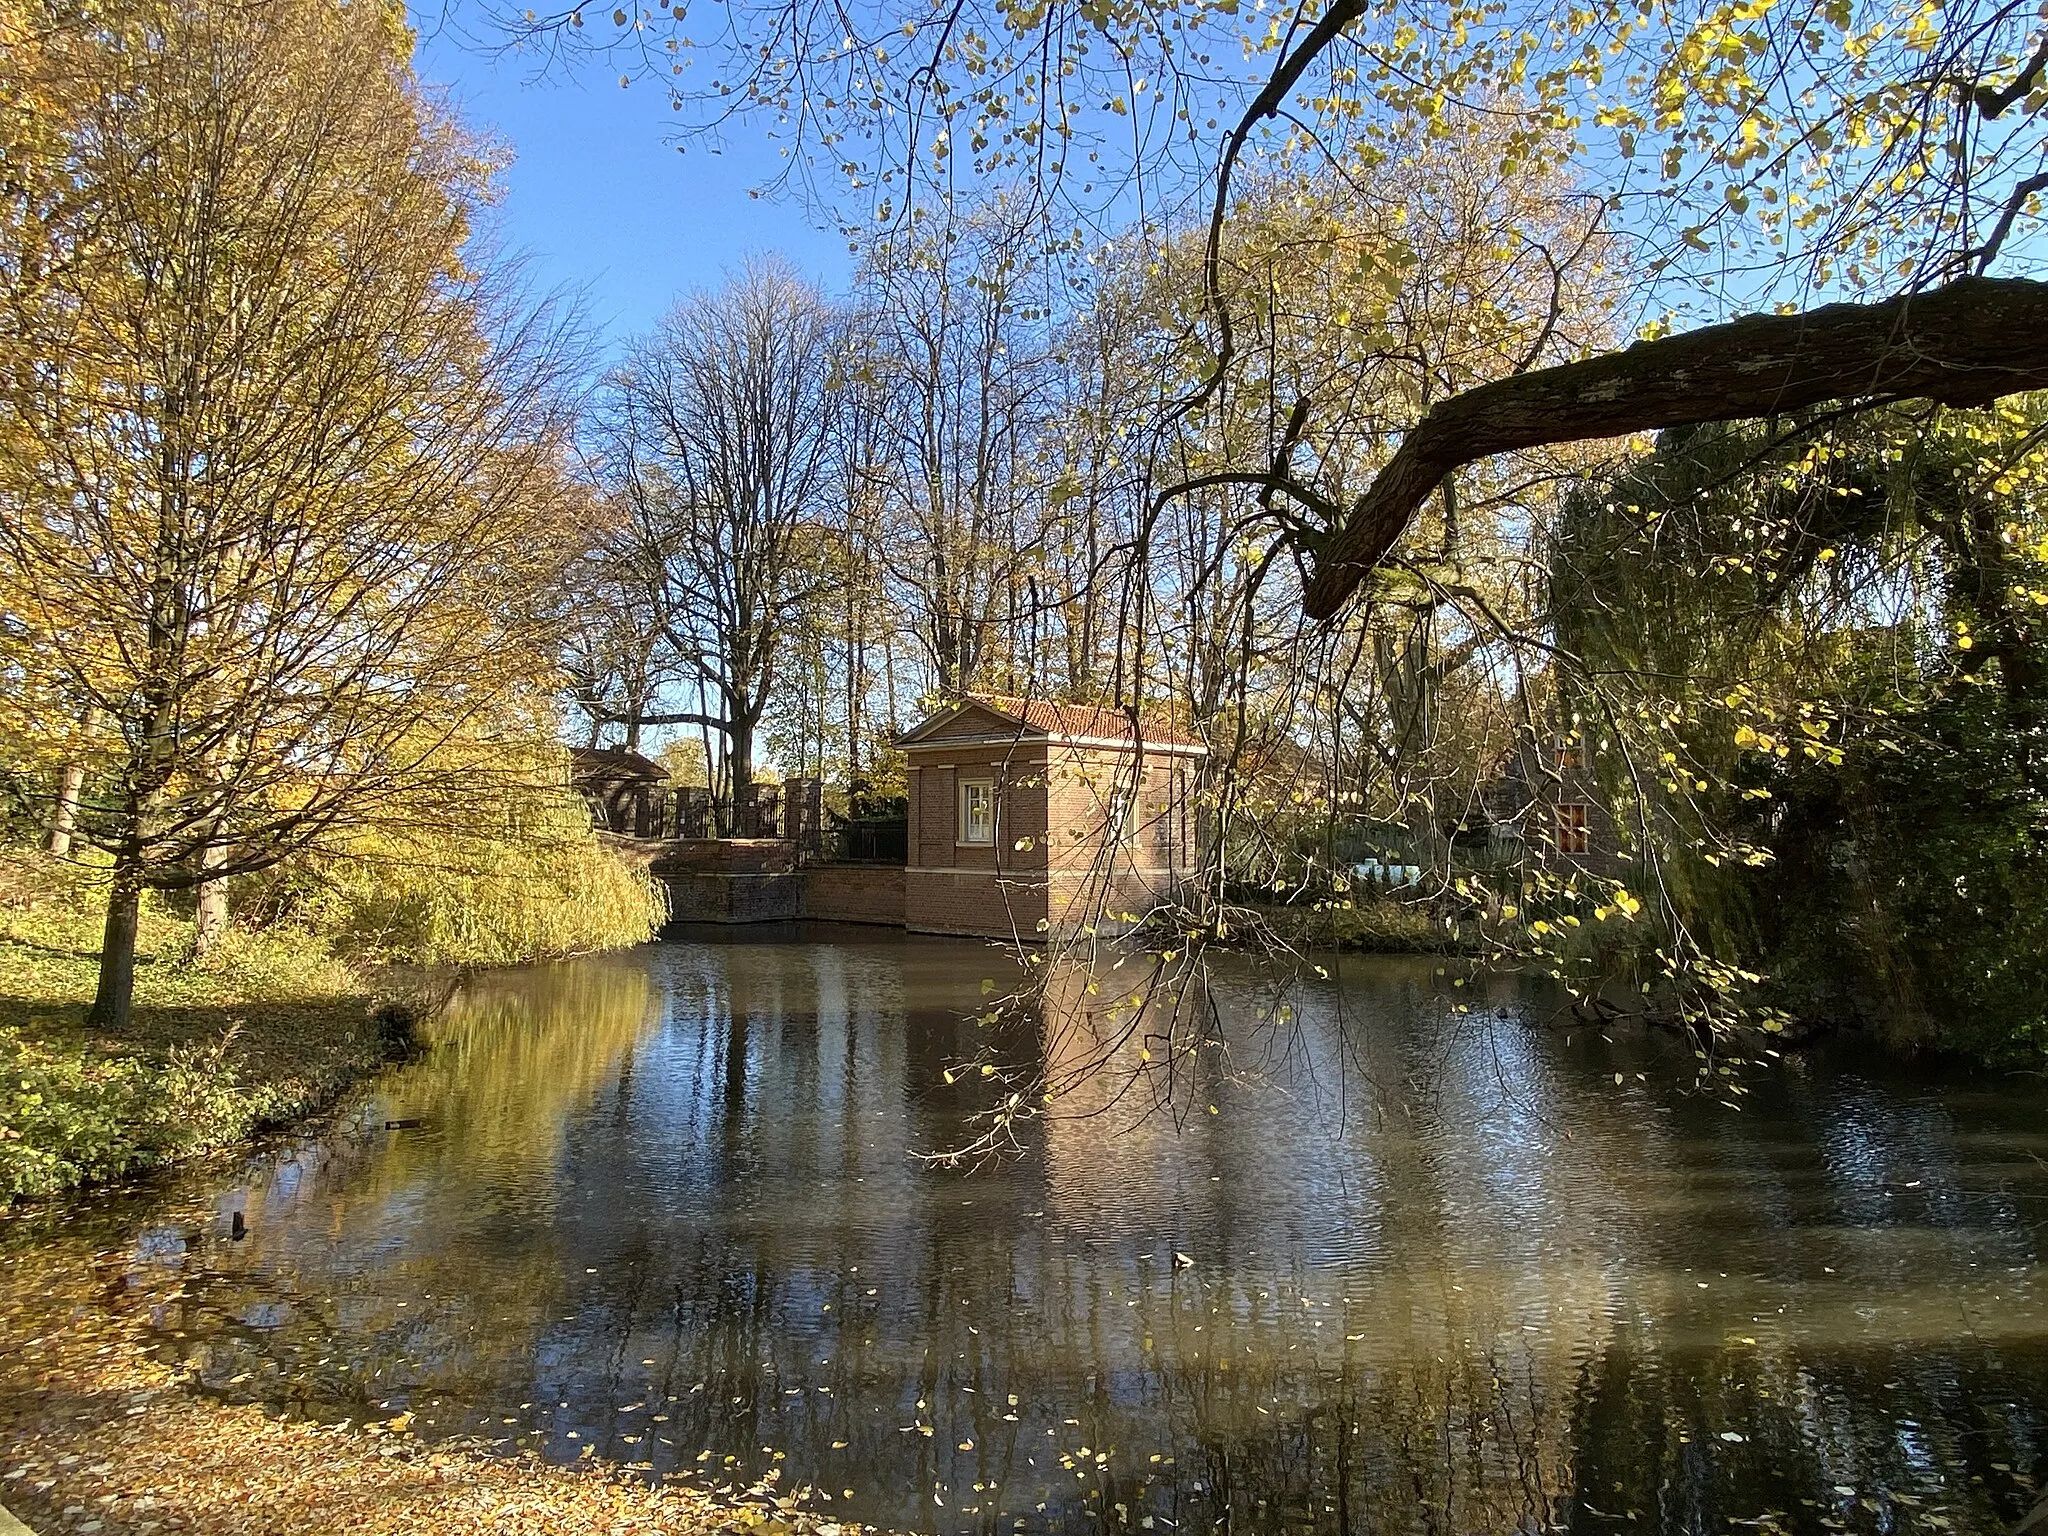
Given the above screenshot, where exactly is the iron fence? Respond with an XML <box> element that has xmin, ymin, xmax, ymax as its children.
<box><xmin>824</xmin><ymin>817</ymin><xmax>908</xmax><ymax>865</ymax></box>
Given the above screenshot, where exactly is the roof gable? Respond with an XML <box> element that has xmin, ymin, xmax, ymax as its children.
<box><xmin>899</xmin><ymin>700</ymin><xmax>1033</xmax><ymax>745</ymax></box>
<box><xmin>570</xmin><ymin>745</ymin><xmax>669</xmax><ymax>782</ymax></box>
<box><xmin>896</xmin><ymin>694</ymin><xmax>1205</xmax><ymax>754</ymax></box>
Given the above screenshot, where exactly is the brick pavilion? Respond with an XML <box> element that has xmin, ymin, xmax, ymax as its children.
<box><xmin>895</xmin><ymin>695</ymin><xmax>1208</xmax><ymax>939</ymax></box>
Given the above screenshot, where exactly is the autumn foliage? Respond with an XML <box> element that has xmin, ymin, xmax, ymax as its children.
<box><xmin>0</xmin><ymin>0</ymin><xmax>651</xmax><ymax>1025</ymax></box>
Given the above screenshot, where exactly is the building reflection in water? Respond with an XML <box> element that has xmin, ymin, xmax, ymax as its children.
<box><xmin>112</xmin><ymin>927</ymin><xmax>2048</xmax><ymax>1535</ymax></box>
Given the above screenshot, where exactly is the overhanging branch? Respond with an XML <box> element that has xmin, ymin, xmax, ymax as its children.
<box><xmin>1302</xmin><ymin>276</ymin><xmax>2048</xmax><ymax>620</ymax></box>
<box><xmin>593</xmin><ymin>705</ymin><xmax>726</xmax><ymax>731</ymax></box>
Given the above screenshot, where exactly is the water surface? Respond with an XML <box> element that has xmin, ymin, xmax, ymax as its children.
<box><xmin>30</xmin><ymin>926</ymin><xmax>2048</xmax><ymax>1534</ymax></box>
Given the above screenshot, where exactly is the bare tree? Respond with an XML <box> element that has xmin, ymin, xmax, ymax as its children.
<box><xmin>590</xmin><ymin>258</ymin><xmax>846</xmax><ymax>800</ymax></box>
<box><xmin>497</xmin><ymin>0</ymin><xmax>2048</xmax><ymax>635</ymax></box>
<box><xmin>560</xmin><ymin>497</ymin><xmax>668</xmax><ymax>751</ymax></box>
<box><xmin>854</xmin><ymin>218</ymin><xmax>1063</xmax><ymax>697</ymax></box>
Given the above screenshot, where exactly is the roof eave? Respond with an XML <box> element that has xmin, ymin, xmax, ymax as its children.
<box><xmin>898</xmin><ymin>729</ymin><xmax>1206</xmax><ymax>757</ymax></box>
<box><xmin>892</xmin><ymin>698</ymin><xmax>1207</xmax><ymax>755</ymax></box>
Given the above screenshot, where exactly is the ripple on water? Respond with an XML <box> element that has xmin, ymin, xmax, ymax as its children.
<box><xmin>33</xmin><ymin>931</ymin><xmax>2048</xmax><ymax>1535</ymax></box>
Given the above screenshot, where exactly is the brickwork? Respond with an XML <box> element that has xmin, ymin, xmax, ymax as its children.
<box><xmin>661</xmin><ymin>872</ymin><xmax>800</xmax><ymax>923</ymax></box>
<box><xmin>648</xmin><ymin>839</ymin><xmax>796</xmax><ymax>877</ymax></box>
<box><xmin>637</xmin><ymin>705</ymin><xmax>1203</xmax><ymax>940</ymax></box>
<box><xmin>651</xmin><ymin>838</ymin><xmax>800</xmax><ymax>924</ymax></box>
<box><xmin>904</xmin><ymin>737</ymin><xmax>1051</xmax><ymax>936</ymax></box>
<box><xmin>903</xmin><ymin>743</ymin><xmax>1199</xmax><ymax>939</ymax></box>
<box><xmin>1040</xmin><ymin>750</ymin><xmax>1195</xmax><ymax>872</ymax></box>
<box><xmin>1501</xmin><ymin>736</ymin><xmax>1634</xmax><ymax>882</ymax></box>
<box><xmin>903</xmin><ymin>868</ymin><xmax>1051</xmax><ymax>938</ymax></box>
<box><xmin>799</xmin><ymin>864</ymin><xmax>906</xmax><ymax>925</ymax></box>
<box><xmin>888</xmin><ymin>696</ymin><xmax>1210</xmax><ymax>941</ymax></box>
<box><xmin>907</xmin><ymin>742</ymin><xmax>1050</xmax><ymax>873</ymax></box>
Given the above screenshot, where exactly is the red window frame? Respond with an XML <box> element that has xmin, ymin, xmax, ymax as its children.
<box><xmin>1555</xmin><ymin>803</ymin><xmax>1591</xmax><ymax>855</ymax></box>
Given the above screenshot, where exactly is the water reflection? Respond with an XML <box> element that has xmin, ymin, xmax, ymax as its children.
<box><xmin>63</xmin><ymin>928</ymin><xmax>2048</xmax><ymax>1533</ymax></box>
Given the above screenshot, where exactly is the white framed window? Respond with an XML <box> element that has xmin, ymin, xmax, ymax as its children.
<box><xmin>958</xmin><ymin>779</ymin><xmax>995</xmax><ymax>845</ymax></box>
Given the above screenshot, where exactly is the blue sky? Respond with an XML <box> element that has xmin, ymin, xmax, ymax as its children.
<box><xmin>412</xmin><ymin>17</ymin><xmax>854</xmax><ymax>351</ymax></box>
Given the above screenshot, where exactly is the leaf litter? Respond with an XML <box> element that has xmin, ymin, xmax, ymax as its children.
<box><xmin>0</xmin><ymin>1226</ymin><xmax>876</xmax><ymax>1536</ymax></box>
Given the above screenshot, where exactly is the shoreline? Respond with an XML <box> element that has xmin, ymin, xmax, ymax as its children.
<box><xmin>0</xmin><ymin>921</ymin><xmax>863</xmax><ymax>1536</ymax></box>
<box><xmin>0</xmin><ymin>938</ymin><xmax>401</xmax><ymax>1205</ymax></box>
<box><xmin>0</xmin><ymin>868</ymin><xmax>440</xmax><ymax>1204</ymax></box>
<box><xmin>0</xmin><ymin>1223</ymin><xmax>848</xmax><ymax>1536</ymax></box>
<box><xmin>0</xmin><ymin>832</ymin><xmax>665</xmax><ymax>1207</ymax></box>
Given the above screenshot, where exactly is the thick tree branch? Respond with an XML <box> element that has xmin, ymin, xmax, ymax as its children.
<box><xmin>1974</xmin><ymin>31</ymin><xmax>2048</xmax><ymax>118</ymax></box>
<box><xmin>594</xmin><ymin>705</ymin><xmax>726</xmax><ymax>731</ymax></box>
<box><xmin>1302</xmin><ymin>275</ymin><xmax>2048</xmax><ymax>620</ymax></box>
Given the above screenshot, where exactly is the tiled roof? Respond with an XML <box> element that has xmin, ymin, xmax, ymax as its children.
<box><xmin>570</xmin><ymin>745</ymin><xmax>669</xmax><ymax>781</ymax></box>
<box><xmin>964</xmin><ymin>694</ymin><xmax>1206</xmax><ymax>749</ymax></box>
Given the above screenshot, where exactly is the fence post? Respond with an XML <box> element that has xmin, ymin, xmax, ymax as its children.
<box><xmin>790</xmin><ymin>777</ymin><xmax>824</xmax><ymax>862</ymax></box>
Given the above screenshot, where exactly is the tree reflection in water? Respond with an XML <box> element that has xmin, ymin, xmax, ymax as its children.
<box><xmin>72</xmin><ymin>928</ymin><xmax>2048</xmax><ymax>1535</ymax></box>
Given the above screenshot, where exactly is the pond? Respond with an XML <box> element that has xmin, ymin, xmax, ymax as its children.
<box><xmin>20</xmin><ymin>926</ymin><xmax>2048</xmax><ymax>1534</ymax></box>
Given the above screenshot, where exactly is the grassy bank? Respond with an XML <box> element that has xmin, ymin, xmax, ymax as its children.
<box><xmin>0</xmin><ymin>1225</ymin><xmax>828</xmax><ymax>1536</ymax></box>
<box><xmin>0</xmin><ymin>866</ymin><xmax>393</xmax><ymax>1202</ymax></box>
<box><xmin>1242</xmin><ymin>895</ymin><xmax>1465</xmax><ymax>954</ymax></box>
<box><xmin>0</xmin><ymin>821</ymin><xmax>668</xmax><ymax>1204</ymax></box>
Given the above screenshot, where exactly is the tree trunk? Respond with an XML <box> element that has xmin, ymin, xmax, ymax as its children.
<box><xmin>729</xmin><ymin>718</ymin><xmax>755</xmax><ymax>795</ymax></box>
<box><xmin>884</xmin><ymin>637</ymin><xmax>900</xmax><ymax>734</ymax></box>
<box><xmin>193</xmin><ymin>841</ymin><xmax>230</xmax><ymax>959</ymax></box>
<box><xmin>44</xmin><ymin>762</ymin><xmax>85</xmax><ymax>856</ymax></box>
<box><xmin>1304</xmin><ymin>275</ymin><xmax>2048</xmax><ymax>619</ymax></box>
<box><xmin>846</xmin><ymin>654</ymin><xmax>863</xmax><ymax>782</ymax></box>
<box><xmin>88</xmin><ymin>871</ymin><xmax>144</xmax><ymax>1031</ymax></box>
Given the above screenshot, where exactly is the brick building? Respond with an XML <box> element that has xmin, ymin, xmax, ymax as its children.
<box><xmin>570</xmin><ymin>746</ymin><xmax>671</xmax><ymax>838</ymax></box>
<box><xmin>1478</xmin><ymin>725</ymin><xmax>1631</xmax><ymax>880</ymax></box>
<box><xmin>895</xmin><ymin>696</ymin><xmax>1208</xmax><ymax>939</ymax></box>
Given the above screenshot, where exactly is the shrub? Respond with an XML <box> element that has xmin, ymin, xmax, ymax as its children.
<box><xmin>0</xmin><ymin>1026</ymin><xmax>267</xmax><ymax>1198</ymax></box>
<box><xmin>1250</xmin><ymin>896</ymin><xmax>1455</xmax><ymax>953</ymax></box>
<box><xmin>304</xmin><ymin>797</ymin><xmax>666</xmax><ymax>967</ymax></box>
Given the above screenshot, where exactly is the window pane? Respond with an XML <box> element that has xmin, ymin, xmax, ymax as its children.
<box><xmin>1556</xmin><ymin>803</ymin><xmax>1590</xmax><ymax>855</ymax></box>
<box><xmin>960</xmin><ymin>781</ymin><xmax>993</xmax><ymax>843</ymax></box>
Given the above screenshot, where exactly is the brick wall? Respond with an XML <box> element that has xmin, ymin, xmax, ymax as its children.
<box><xmin>1042</xmin><ymin>749</ymin><xmax>1193</xmax><ymax>873</ymax></box>
<box><xmin>904</xmin><ymin>868</ymin><xmax>1050</xmax><ymax>938</ymax></box>
<box><xmin>903</xmin><ymin>739</ymin><xmax>1201</xmax><ymax>939</ymax></box>
<box><xmin>652</xmin><ymin>840</ymin><xmax>801</xmax><ymax>923</ymax></box>
<box><xmin>904</xmin><ymin>742</ymin><xmax>1060</xmax><ymax>938</ymax></box>
<box><xmin>648</xmin><ymin>839</ymin><xmax>796</xmax><ymax>877</ymax></box>
<box><xmin>799</xmin><ymin>865</ymin><xmax>905</xmax><ymax>925</ymax></box>
<box><xmin>907</xmin><ymin>743</ymin><xmax>1050</xmax><ymax>873</ymax></box>
<box><xmin>661</xmin><ymin>872</ymin><xmax>800</xmax><ymax>923</ymax></box>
